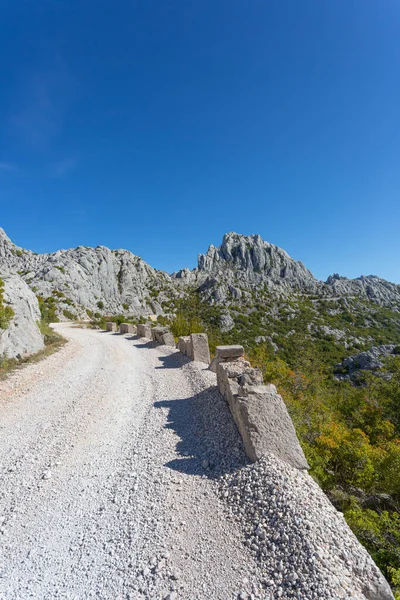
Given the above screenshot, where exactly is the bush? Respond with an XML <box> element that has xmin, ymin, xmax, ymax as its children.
<box><xmin>0</xmin><ymin>278</ymin><xmax>14</xmax><ymax>329</ymax></box>
<box><xmin>97</xmin><ymin>300</ymin><xmax>104</xmax><ymax>310</ymax></box>
<box><xmin>63</xmin><ymin>309</ymin><xmax>75</xmax><ymax>320</ymax></box>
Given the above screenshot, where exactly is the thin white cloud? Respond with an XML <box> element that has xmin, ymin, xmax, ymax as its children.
<box><xmin>0</xmin><ymin>162</ymin><xmax>16</xmax><ymax>171</ymax></box>
<box><xmin>49</xmin><ymin>157</ymin><xmax>77</xmax><ymax>178</ymax></box>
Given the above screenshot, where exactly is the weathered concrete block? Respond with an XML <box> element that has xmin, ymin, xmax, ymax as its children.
<box><xmin>216</xmin><ymin>345</ymin><xmax>244</xmax><ymax>359</ymax></box>
<box><xmin>177</xmin><ymin>336</ymin><xmax>190</xmax><ymax>355</ymax></box>
<box><xmin>137</xmin><ymin>324</ymin><xmax>152</xmax><ymax>338</ymax></box>
<box><xmin>209</xmin><ymin>355</ymin><xmax>250</xmax><ymax>374</ymax></box>
<box><xmin>106</xmin><ymin>322</ymin><xmax>117</xmax><ymax>332</ymax></box>
<box><xmin>161</xmin><ymin>332</ymin><xmax>175</xmax><ymax>347</ymax></box>
<box><xmin>189</xmin><ymin>333</ymin><xmax>210</xmax><ymax>364</ymax></box>
<box><xmin>152</xmin><ymin>326</ymin><xmax>169</xmax><ymax>343</ymax></box>
<box><xmin>217</xmin><ymin>362</ymin><xmax>308</xmax><ymax>470</ymax></box>
<box><xmin>120</xmin><ymin>323</ymin><xmax>137</xmax><ymax>334</ymax></box>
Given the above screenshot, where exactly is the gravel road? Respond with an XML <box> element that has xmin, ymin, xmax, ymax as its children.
<box><xmin>0</xmin><ymin>325</ymin><xmax>394</xmax><ymax>600</ymax></box>
<box><xmin>0</xmin><ymin>324</ymin><xmax>257</xmax><ymax>600</ymax></box>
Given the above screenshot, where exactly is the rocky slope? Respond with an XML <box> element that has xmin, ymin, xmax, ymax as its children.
<box><xmin>0</xmin><ymin>273</ymin><xmax>44</xmax><ymax>360</ymax></box>
<box><xmin>2</xmin><ymin>227</ymin><xmax>400</xmax><ymax>318</ymax></box>
<box><xmin>0</xmin><ymin>228</ymin><xmax>179</xmax><ymax>319</ymax></box>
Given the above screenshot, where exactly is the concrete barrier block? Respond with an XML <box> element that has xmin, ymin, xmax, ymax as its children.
<box><xmin>137</xmin><ymin>324</ymin><xmax>152</xmax><ymax>338</ymax></box>
<box><xmin>106</xmin><ymin>322</ymin><xmax>117</xmax><ymax>332</ymax></box>
<box><xmin>120</xmin><ymin>323</ymin><xmax>137</xmax><ymax>334</ymax></box>
<box><xmin>177</xmin><ymin>336</ymin><xmax>190</xmax><ymax>355</ymax></box>
<box><xmin>152</xmin><ymin>326</ymin><xmax>169</xmax><ymax>343</ymax></box>
<box><xmin>161</xmin><ymin>332</ymin><xmax>175</xmax><ymax>347</ymax></box>
<box><xmin>216</xmin><ymin>345</ymin><xmax>244</xmax><ymax>359</ymax></box>
<box><xmin>235</xmin><ymin>383</ymin><xmax>309</xmax><ymax>469</ymax></box>
<box><xmin>216</xmin><ymin>362</ymin><xmax>308</xmax><ymax>470</ymax></box>
<box><xmin>189</xmin><ymin>333</ymin><xmax>210</xmax><ymax>364</ymax></box>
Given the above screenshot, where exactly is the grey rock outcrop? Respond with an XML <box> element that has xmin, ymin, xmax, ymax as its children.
<box><xmin>334</xmin><ymin>345</ymin><xmax>399</xmax><ymax>380</ymax></box>
<box><xmin>0</xmin><ymin>273</ymin><xmax>44</xmax><ymax>359</ymax></box>
<box><xmin>325</xmin><ymin>273</ymin><xmax>400</xmax><ymax>307</ymax></box>
<box><xmin>2</xmin><ymin>227</ymin><xmax>400</xmax><ymax>323</ymax></box>
<box><xmin>0</xmin><ymin>228</ymin><xmax>178</xmax><ymax>318</ymax></box>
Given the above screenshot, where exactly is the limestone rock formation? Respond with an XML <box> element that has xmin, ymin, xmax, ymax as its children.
<box><xmin>0</xmin><ymin>228</ymin><xmax>178</xmax><ymax>318</ymax></box>
<box><xmin>2</xmin><ymin>227</ymin><xmax>400</xmax><ymax>325</ymax></box>
<box><xmin>0</xmin><ymin>273</ymin><xmax>44</xmax><ymax>359</ymax></box>
<box><xmin>334</xmin><ymin>344</ymin><xmax>399</xmax><ymax>381</ymax></box>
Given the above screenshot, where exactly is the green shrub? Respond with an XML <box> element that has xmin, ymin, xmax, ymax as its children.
<box><xmin>0</xmin><ymin>278</ymin><xmax>14</xmax><ymax>329</ymax></box>
<box><xmin>97</xmin><ymin>300</ymin><xmax>104</xmax><ymax>310</ymax></box>
<box><xmin>63</xmin><ymin>309</ymin><xmax>75</xmax><ymax>320</ymax></box>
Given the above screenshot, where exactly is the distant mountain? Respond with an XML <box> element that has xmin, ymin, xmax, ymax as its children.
<box><xmin>175</xmin><ymin>232</ymin><xmax>400</xmax><ymax>308</ymax></box>
<box><xmin>1</xmin><ymin>225</ymin><xmax>400</xmax><ymax>321</ymax></box>
<box><xmin>1</xmin><ymin>225</ymin><xmax>400</xmax><ymax>362</ymax></box>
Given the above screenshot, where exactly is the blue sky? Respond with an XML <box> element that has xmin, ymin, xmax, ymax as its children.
<box><xmin>1</xmin><ymin>1</ymin><xmax>400</xmax><ymax>282</ymax></box>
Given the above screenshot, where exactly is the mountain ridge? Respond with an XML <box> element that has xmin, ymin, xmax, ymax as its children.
<box><xmin>1</xmin><ymin>227</ymin><xmax>400</xmax><ymax>319</ymax></box>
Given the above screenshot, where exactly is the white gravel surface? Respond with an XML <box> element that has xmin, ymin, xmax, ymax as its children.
<box><xmin>0</xmin><ymin>324</ymin><xmax>393</xmax><ymax>600</ymax></box>
<box><xmin>0</xmin><ymin>324</ymin><xmax>257</xmax><ymax>600</ymax></box>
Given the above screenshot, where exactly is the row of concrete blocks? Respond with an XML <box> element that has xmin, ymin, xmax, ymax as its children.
<box><xmin>106</xmin><ymin>322</ymin><xmax>137</xmax><ymax>334</ymax></box>
<box><xmin>108</xmin><ymin>321</ymin><xmax>308</xmax><ymax>470</ymax></box>
<box><xmin>213</xmin><ymin>344</ymin><xmax>309</xmax><ymax>470</ymax></box>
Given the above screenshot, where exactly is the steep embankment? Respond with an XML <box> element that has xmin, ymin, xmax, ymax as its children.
<box><xmin>0</xmin><ymin>325</ymin><xmax>393</xmax><ymax>599</ymax></box>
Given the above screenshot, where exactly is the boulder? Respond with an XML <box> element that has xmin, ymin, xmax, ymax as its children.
<box><xmin>106</xmin><ymin>322</ymin><xmax>117</xmax><ymax>332</ymax></box>
<box><xmin>120</xmin><ymin>323</ymin><xmax>137</xmax><ymax>334</ymax></box>
<box><xmin>188</xmin><ymin>333</ymin><xmax>210</xmax><ymax>364</ymax></box>
<box><xmin>161</xmin><ymin>332</ymin><xmax>175</xmax><ymax>347</ymax></box>
<box><xmin>137</xmin><ymin>324</ymin><xmax>152</xmax><ymax>338</ymax></box>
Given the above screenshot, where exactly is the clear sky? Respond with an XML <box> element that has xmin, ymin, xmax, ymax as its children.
<box><xmin>1</xmin><ymin>1</ymin><xmax>399</xmax><ymax>282</ymax></box>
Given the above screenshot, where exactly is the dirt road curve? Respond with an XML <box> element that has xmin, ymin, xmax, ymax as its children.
<box><xmin>0</xmin><ymin>324</ymin><xmax>256</xmax><ymax>600</ymax></box>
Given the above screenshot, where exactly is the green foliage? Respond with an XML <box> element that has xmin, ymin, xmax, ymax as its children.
<box><xmin>97</xmin><ymin>300</ymin><xmax>104</xmax><ymax>310</ymax></box>
<box><xmin>37</xmin><ymin>296</ymin><xmax>59</xmax><ymax>325</ymax></box>
<box><xmin>122</xmin><ymin>303</ymin><xmax>129</xmax><ymax>310</ymax></box>
<box><xmin>63</xmin><ymin>309</ymin><xmax>75</xmax><ymax>320</ymax></box>
<box><xmin>170</xmin><ymin>312</ymin><xmax>203</xmax><ymax>339</ymax></box>
<box><xmin>345</xmin><ymin>503</ymin><xmax>400</xmax><ymax>593</ymax></box>
<box><xmin>54</xmin><ymin>265</ymin><xmax>66</xmax><ymax>274</ymax></box>
<box><xmin>38</xmin><ymin>320</ymin><xmax>61</xmax><ymax>346</ymax></box>
<box><xmin>0</xmin><ymin>278</ymin><xmax>14</xmax><ymax>329</ymax></box>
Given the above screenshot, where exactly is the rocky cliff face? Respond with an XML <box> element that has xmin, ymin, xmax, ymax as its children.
<box><xmin>0</xmin><ymin>228</ymin><xmax>178</xmax><ymax>318</ymax></box>
<box><xmin>325</xmin><ymin>273</ymin><xmax>400</xmax><ymax>307</ymax></box>
<box><xmin>0</xmin><ymin>273</ymin><xmax>44</xmax><ymax>359</ymax></box>
<box><xmin>174</xmin><ymin>232</ymin><xmax>400</xmax><ymax>308</ymax></box>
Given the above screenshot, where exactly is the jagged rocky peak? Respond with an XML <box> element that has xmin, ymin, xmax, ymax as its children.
<box><xmin>197</xmin><ymin>232</ymin><xmax>317</xmax><ymax>291</ymax></box>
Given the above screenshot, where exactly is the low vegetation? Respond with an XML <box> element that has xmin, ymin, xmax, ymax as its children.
<box><xmin>0</xmin><ymin>278</ymin><xmax>14</xmax><ymax>329</ymax></box>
